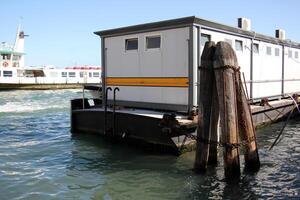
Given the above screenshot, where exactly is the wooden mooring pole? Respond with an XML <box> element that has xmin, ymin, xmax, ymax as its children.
<box><xmin>235</xmin><ymin>72</ymin><xmax>260</xmax><ymax>172</ymax></box>
<box><xmin>194</xmin><ymin>42</ymin><xmax>216</xmax><ymax>172</ymax></box>
<box><xmin>194</xmin><ymin>41</ymin><xmax>260</xmax><ymax>179</ymax></box>
<box><xmin>208</xmin><ymin>80</ymin><xmax>219</xmax><ymax>165</ymax></box>
<box><xmin>213</xmin><ymin>42</ymin><xmax>240</xmax><ymax>179</ymax></box>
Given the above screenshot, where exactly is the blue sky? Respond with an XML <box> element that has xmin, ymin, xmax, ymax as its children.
<box><xmin>1</xmin><ymin>0</ymin><xmax>299</xmax><ymax>67</ymax></box>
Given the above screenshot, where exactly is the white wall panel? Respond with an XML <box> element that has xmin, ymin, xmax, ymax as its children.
<box><xmin>252</xmin><ymin>41</ymin><xmax>282</xmax><ymax>98</ymax></box>
<box><xmin>105</xmin><ymin>27</ymin><xmax>190</xmax><ymax>107</ymax></box>
<box><xmin>105</xmin><ymin>27</ymin><xmax>189</xmax><ymax>78</ymax></box>
<box><xmin>107</xmin><ymin>86</ymin><xmax>188</xmax><ymax>105</ymax></box>
<box><xmin>284</xmin><ymin>81</ymin><xmax>300</xmax><ymax>94</ymax></box>
<box><xmin>104</xmin><ymin>24</ymin><xmax>300</xmax><ymax>108</ymax></box>
<box><xmin>252</xmin><ymin>82</ymin><xmax>282</xmax><ymax>98</ymax></box>
<box><xmin>284</xmin><ymin>47</ymin><xmax>300</xmax><ymax>93</ymax></box>
<box><xmin>200</xmin><ymin>29</ymin><xmax>252</xmax><ymax>98</ymax></box>
<box><xmin>162</xmin><ymin>87</ymin><xmax>188</xmax><ymax>105</ymax></box>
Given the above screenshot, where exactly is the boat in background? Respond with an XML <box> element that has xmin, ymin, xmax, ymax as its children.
<box><xmin>0</xmin><ymin>25</ymin><xmax>101</xmax><ymax>90</ymax></box>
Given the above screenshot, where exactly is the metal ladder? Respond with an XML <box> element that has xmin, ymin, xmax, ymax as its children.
<box><xmin>104</xmin><ymin>87</ymin><xmax>119</xmax><ymax>136</ymax></box>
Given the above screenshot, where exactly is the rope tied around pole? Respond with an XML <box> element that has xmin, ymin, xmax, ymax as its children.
<box><xmin>199</xmin><ymin>65</ymin><xmax>241</xmax><ymax>72</ymax></box>
<box><xmin>195</xmin><ymin>41</ymin><xmax>260</xmax><ymax>176</ymax></box>
<box><xmin>186</xmin><ymin>133</ymin><xmax>256</xmax><ymax>150</ymax></box>
<box><xmin>214</xmin><ymin>65</ymin><xmax>241</xmax><ymax>72</ymax></box>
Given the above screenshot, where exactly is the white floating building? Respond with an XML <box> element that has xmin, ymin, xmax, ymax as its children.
<box><xmin>94</xmin><ymin>16</ymin><xmax>300</xmax><ymax>113</ymax></box>
<box><xmin>71</xmin><ymin>16</ymin><xmax>300</xmax><ymax>154</ymax></box>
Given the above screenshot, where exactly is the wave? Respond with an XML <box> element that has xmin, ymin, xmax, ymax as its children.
<box><xmin>0</xmin><ymin>90</ymin><xmax>79</xmax><ymax>113</ymax></box>
<box><xmin>0</xmin><ymin>101</ymin><xmax>66</xmax><ymax>113</ymax></box>
<box><xmin>43</xmin><ymin>89</ymin><xmax>81</xmax><ymax>94</ymax></box>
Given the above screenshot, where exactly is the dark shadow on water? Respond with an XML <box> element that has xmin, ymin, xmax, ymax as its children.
<box><xmin>66</xmin><ymin>119</ymin><xmax>300</xmax><ymax>200</ymax></box>
<box><xmin>68</xmin><ymin>133</ymin><xmax>180</xmax><ymax>173</ymax></box>
<box><xmin>68</xmin><ymin>134</ymin><xmax>260</xmax><ymax>199</ymax></box>
<box><xmin>223</xmin><ymin>174</ymin><xmax>259</xmax><ymax>200</ymax></box>
<box><xmin>182</xmin><ymin>163</ymin><xmax>260</xmax><ymax>199</ymax></box>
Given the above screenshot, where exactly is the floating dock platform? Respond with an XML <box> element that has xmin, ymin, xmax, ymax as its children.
<box><xmin>71</xmin><ymin>97</ymin><xmax>299</xmax><ymax>155</ymax></box>
<box><xmin>71</xmin><ymin>16</ymin><xmax>300</xmax><ymax>155</ymax></box>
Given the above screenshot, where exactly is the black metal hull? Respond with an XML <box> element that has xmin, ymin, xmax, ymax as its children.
<box><xmin>71</xmin><ymin>108</ymin><xmax>181</xmax><ymax>155</ymax></box>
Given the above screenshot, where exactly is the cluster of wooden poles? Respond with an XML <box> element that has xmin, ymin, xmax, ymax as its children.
<box><xmin>194</xmin><ymin>41</ymin><xmax>260</xmax><ymax>179</ymax></box>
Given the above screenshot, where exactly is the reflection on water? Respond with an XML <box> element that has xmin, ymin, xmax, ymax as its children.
<box><xmin>0</xmin><ymin>90</ymin><xmax>299</xmax><ymax>199</ymax></box>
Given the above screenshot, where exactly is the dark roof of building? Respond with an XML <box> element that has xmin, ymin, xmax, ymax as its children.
<box><xmin>94</xmin><ymin>16</ymin><xmax>300</xmax><ymax>48</ymax></box>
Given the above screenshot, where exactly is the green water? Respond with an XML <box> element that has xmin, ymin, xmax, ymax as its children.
<box><xmin>0</xmin><ymin>90</ymin><xmax>299</xmax><ymax>199</ymax></box>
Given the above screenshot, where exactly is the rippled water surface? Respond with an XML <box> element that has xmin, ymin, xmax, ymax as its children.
<box><xmin>0</xmin><ymin>90</ymin><xmax>299</xmax><ymax>199</ymax></box>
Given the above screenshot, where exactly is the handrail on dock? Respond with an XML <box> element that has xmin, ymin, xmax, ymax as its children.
<box><xmin>104</xmin><ymin>87</ymin><xmax>112</xmax><ymax>134</ymax></box>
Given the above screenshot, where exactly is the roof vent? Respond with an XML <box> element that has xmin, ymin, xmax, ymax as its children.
<box><xmin>238</xmin><ymin>18</ymin><xmax>251</xmax><ymax>31</ymax></box>
<box><xmin>275</xmin><ymin>29</ymin><xmax>286</xmax><ymax>40</ymax></box>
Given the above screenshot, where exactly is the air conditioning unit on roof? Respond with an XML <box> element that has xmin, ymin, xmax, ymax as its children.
<box><xmin>275</xmin><ymin>29</ymin><xmax>286</xmax><ymax>40</ymax></box>
<box><xmin>238</xmin><ymin>18</ymin><xmax>251</xmax><ymax>31</ymax></box>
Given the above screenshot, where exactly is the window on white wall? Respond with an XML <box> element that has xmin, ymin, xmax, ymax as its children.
<box><xmin>275</xmin><ymin>48</ymin><xmax>280</xmax><ymax>56</ymax></box>
<box><xmin>235</xmin><ymin>40</ymin><xmax>243</xmax><ymax>51</ymax></box>
<box><xmin>201</xmin><ymin>34</ymin><xmax>211</xmax><ymax>46</ymax></box>
<box><xmin>295</xmin><ymin>51</ymin><xmax>299</xmax><ymax>59</ymax></box>
<box><xmin>288</xmin><ymin>50</ymin><xmax>292</xmax><ymax>58</ymax></box>
<box><xmin>68</xmin><ymin>72</ymin><xmax>76</xmax><ymax>77</ymax></box>
<box><xmin>79</xmin><ymin>72</ymin><xmax>84</xmax><ymax>78</ymax></box>
<box><xmin>125</xmin><ymin>38</ymin><xmax>138</xmax><ymax>50</ymax></box>
<box><xmin>61</xmin><ymin>72</ymin><xmax>67</xmax><ymax>77</ymax></box>
<box><xmin>224</xmin><ymin>39</ymin><xmax>232</xmax><ymax>46</ymax></box>
<box><xmin>266</xmin><ymin>46</ymin><xmax>272</xmax><ymax>55</ymax></box>
<box><xmin>146</xmin><ymin>36</ymin><xmax>161</xmax><ymax>49</ymax></box>
<box><xmin>93</xmin><ymin>72</ymin><xmax>100</xmax><ymax>77</ymax></box>
<box><xmin>253</xmin><ymin>43</ymin><xmax>259</xmax><ymax>54</ymax></box>
<box><xmin>3</xmin><ymin>71</ymin><xmax>13</xmax><ymax>77</ymax></box>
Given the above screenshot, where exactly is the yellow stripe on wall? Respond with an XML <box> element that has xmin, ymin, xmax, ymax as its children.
<box><xmin>106</xmin><ymin>77</ymin><xmax>189</xmax><ymax>87</ymax></box>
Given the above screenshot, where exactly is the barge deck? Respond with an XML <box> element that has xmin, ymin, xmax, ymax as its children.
<box><xmin>71</xmin><ymin>97</ymin><xmax>299</xmax><ymax>155</ymax></box>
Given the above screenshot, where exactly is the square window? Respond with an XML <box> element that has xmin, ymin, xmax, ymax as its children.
<box><xmin>2</xmin><ymin>54</ymin><xmax>11</xmax><ymax>60</ymax></box>
<box><xmin>224</xmin><ymin>39</ymin><xmax>232</xmax><ymax>46</ymax></box>
<box><xmin>93</xmin><ymin>72</ymin><xmax>99</xmax><ymax>77</ymax></box>
<box><xmin>295</xmin><ymin>51</ymin><xmax>299</xmax><ymax>59</ymax></box>
<box><xmin>61</xmin><ymin>72</ymin><xmax>67</xmax><ymax>77</ymax></box>
<box><xmin>79</xmin><ymin>72</ymin><xmax>84</xmax><ymax>78</ymax></box>
<box><xmin>235</xmin><ymin>40</ymin><xmax>243</xmax><ymax>51</ymax></box>
<box><xmin>253</xmin><ymin>43</ymin><xmax>259</xmax><ymax>54</ymax></box>
<box><xmin>13</xmin><ymin>55</ymin><xmax>20</xmax><ymax>61</ymax></box>
<box><xmin>266</xmin><ymin>46</ymin><xmax>272</xmax><ymax>55</ymax></box>
<box><xmin>288</xmin><ymin>50</ymin><xmax>293</xmax><ymax>58</ymax></box>
<box><xmin>146</xmin><ymin>36</ymin><xmax>161</xmax><ymax>49</ymax></box>
<box><xmin>201</xmin><ymin>34</ymin><xmax>211</xmax><ymax>46</ymax></box>
<box><xmin>288</xmin><ymin>50</ymin><xmax>292</xmax><ymax>58</ymax></box>
<box><xmin>68</xmin><ymin>72</ymin><xmax>76</xmax><ymax>77</ymax></box>
<box><xmin>275</xmin><ymin>48</ymin><xmax>280</xmax><ymax>56</ymax></box>
<box><xmin>3</xmin><ymin>70</ymin><xmax>12</xmax><ymax>77</ymax></box>
<box><xmin>125</xmin><ymin>38</ymin><xmax>138</xmax><ymax>50</ymax></box>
